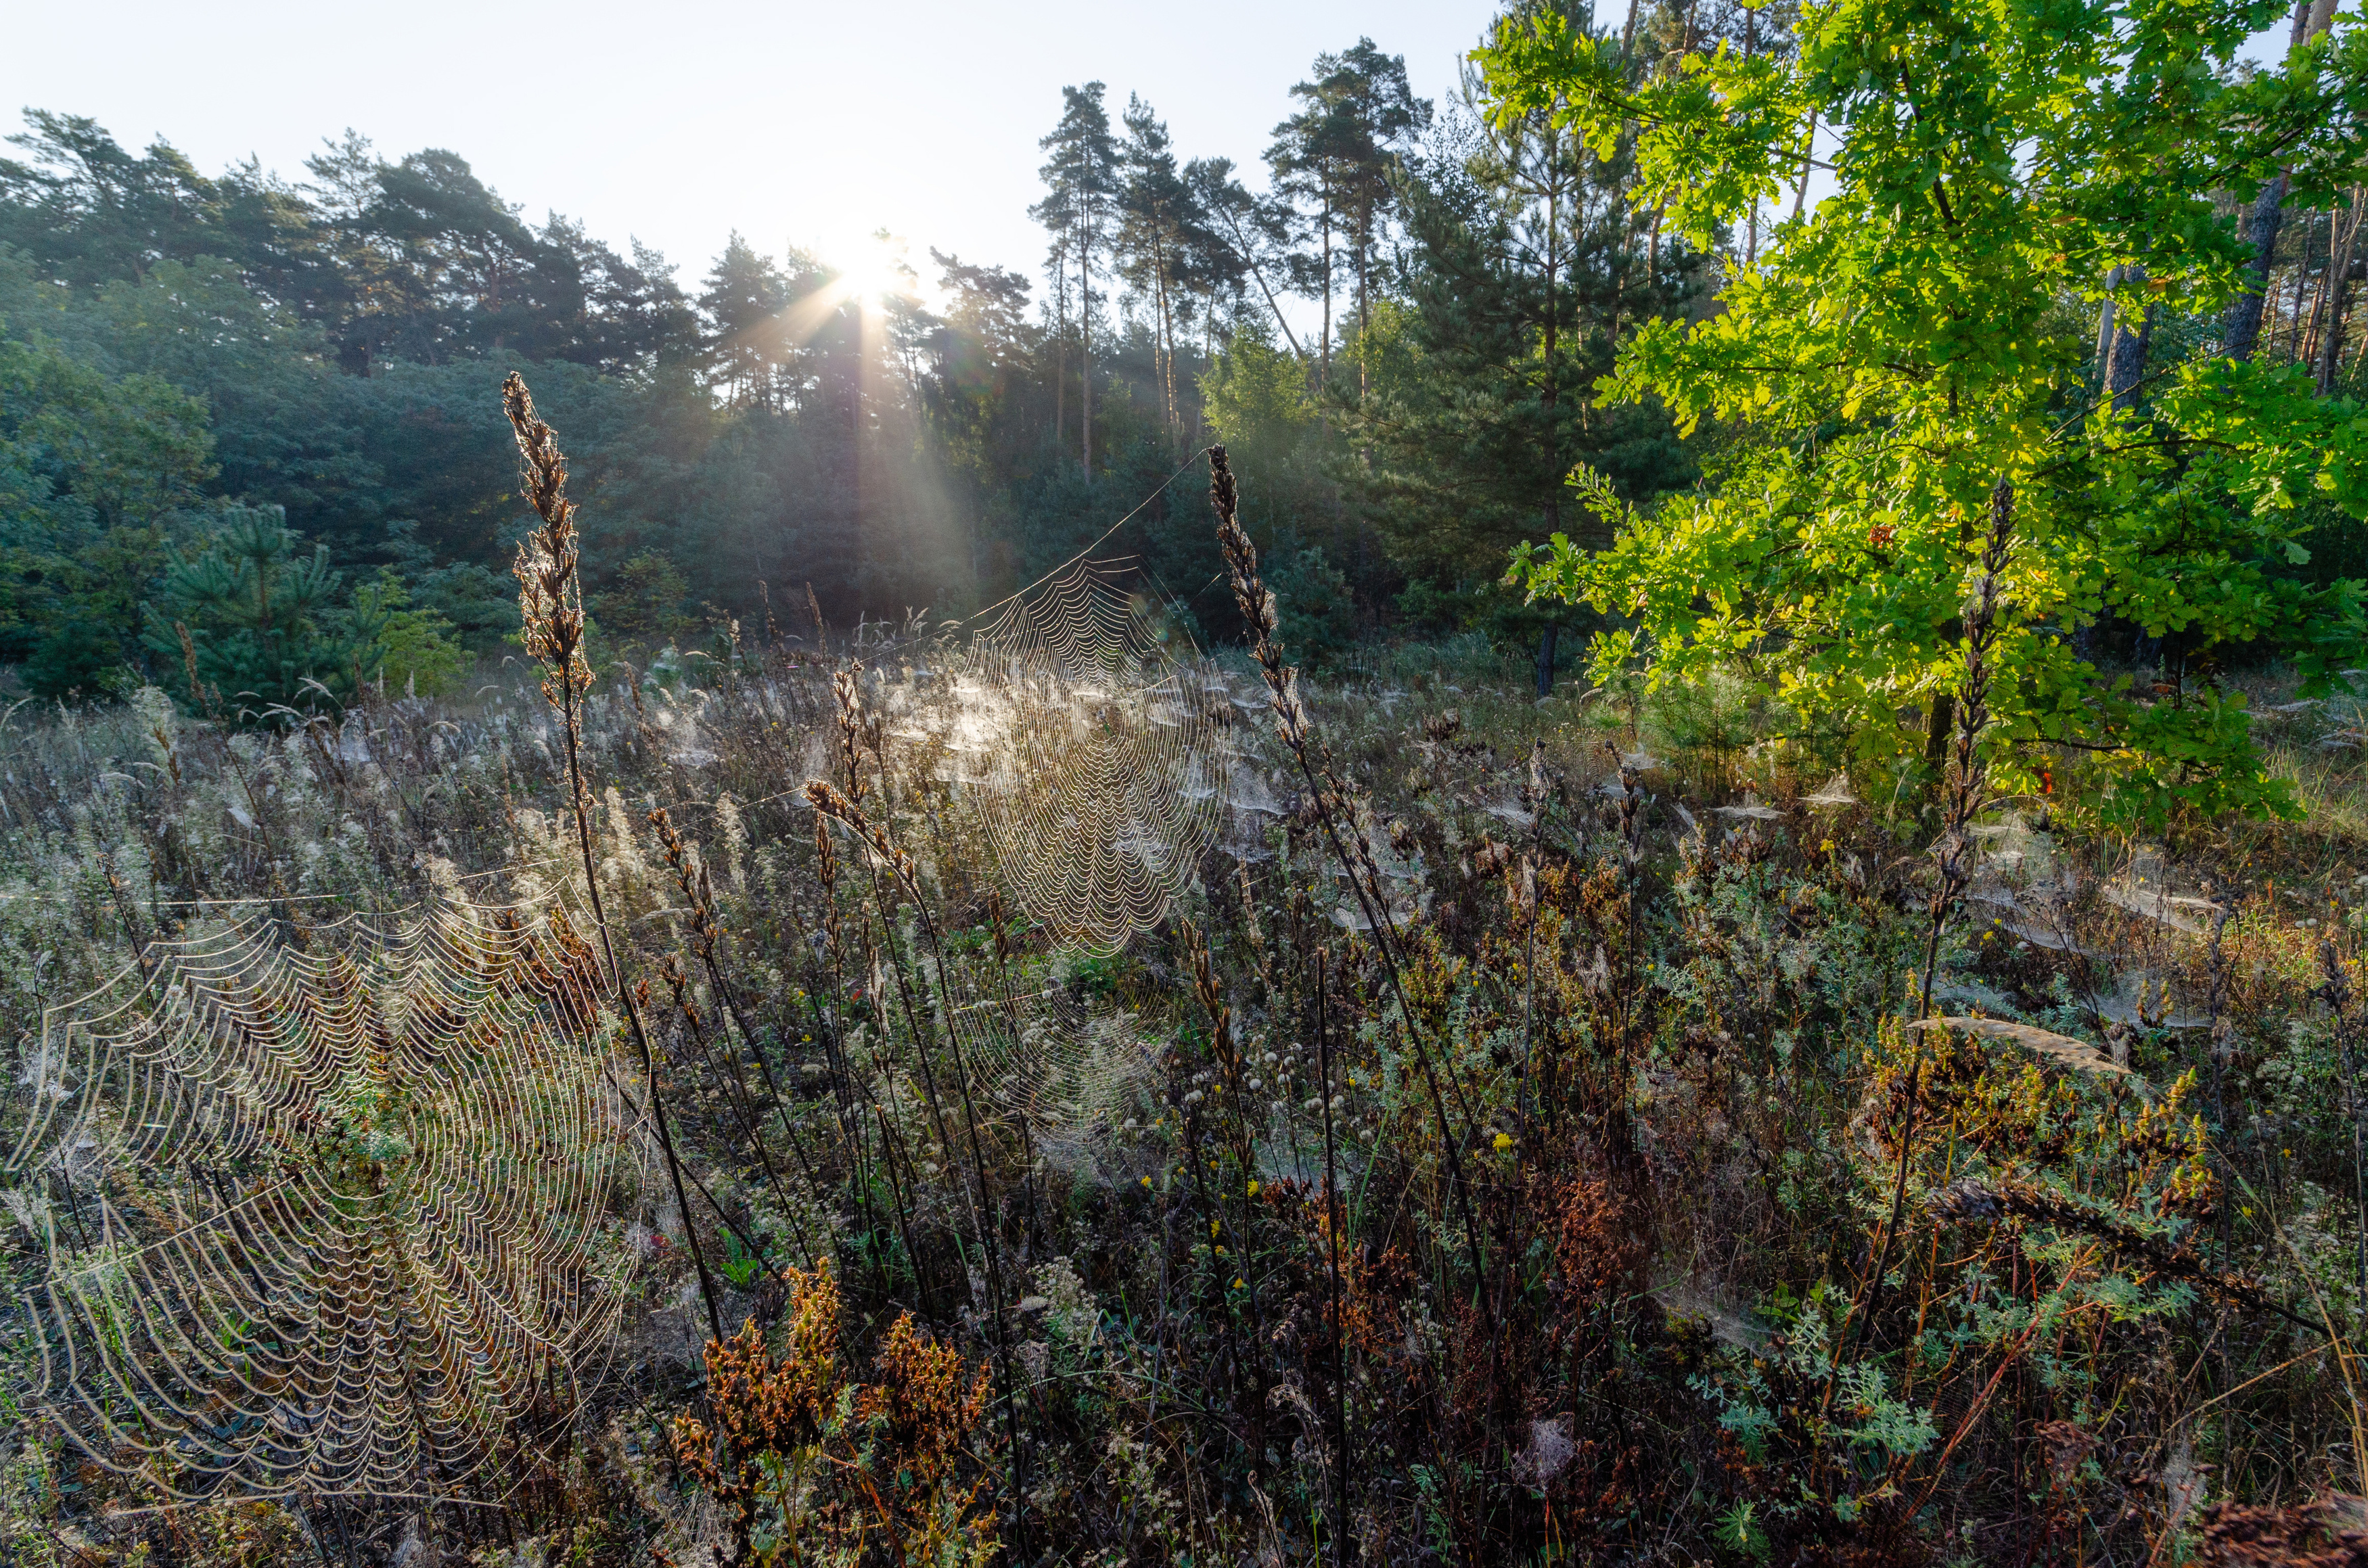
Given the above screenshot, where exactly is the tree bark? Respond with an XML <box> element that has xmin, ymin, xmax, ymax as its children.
<box><xmin>2320</xmin><ymin>196</ymin><xmax>2363</xmax><ymax>394</ymax></box>
<box><xmin>2287</xmin><ymin>211</ymin><xmax>2319</xmax><ymax>361</ymax></box>
<box><xmin>1053</xmin><ymin>252</ymin><xmax>1067</xmax><ymax>454</ymax></box>
<box><xmin>2225</xmin><ymin>0</ymin><xmax>2333</xmax><ymax>360</ymax></box>
<box><xmin>1357</xmin><ymin>216</ymin><xmax>1369</xmax><ymax>402</ymax></box>
<box><xmin>1156</xmin><ymin>235</ymin><xmax>1179</xmax><ymax>439</ymax></box>
<box><xmin>1924</xmin><ymin>693</ymin><xmax>1955</xmax><ymax>777</ymax></box>
<box><xmin>1319</xmin><ymin>193</ymin><xmax>1334</xmax><ymax>393</ymax></box>
<box><xmin>1792</xmin><ymin>114</ymin><xmax>1817</xmax><ymax>221</ymax></box>
<box><xmin>1080</xmin><ymin>233</ymin><xmax>1094</xmax><ymax>474</ymax></box>
<box><xmin>2102</xmin><ymin>266</ymin><xmax>2153</xmax><ymax>412</ymax></box>
<box><xmin>2094</xmin><ymin>264</ymin><xmax>2121</xmax><ymax>373</ymax></box>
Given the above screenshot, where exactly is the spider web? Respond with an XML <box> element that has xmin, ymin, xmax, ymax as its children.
<box><xmin>928</xmin><ymin>946</ymin><xmax>1164</xmax><ymax>1154</ymax></box>
<box><xmin>3</xmin><ymin>896</ymin><xmax>645</xmax><ymax>1506</ymax></box>
<box><xmin>942</xmin><ymin>557</ymin><xmax>1227</xmax><ymax>954</ymax></box>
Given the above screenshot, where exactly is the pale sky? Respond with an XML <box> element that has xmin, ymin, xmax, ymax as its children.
<box><xmin>5</xmin><ymin>0</ymin><xmax>2324</xmax><ymax>327</ymax></box>
<box><xmin>3</xmin><ymin>0</ymin><xmax>1501</xmax><ymax>315</ymax></box>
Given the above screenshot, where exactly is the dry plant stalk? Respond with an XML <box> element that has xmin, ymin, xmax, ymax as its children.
<box><xmin>2316</xmin><ymin>942</ymin><xmax>2368</xmax><ymax>1318</ymax></box>
<box><xmin>1860</xmin><ymin>477</ymin><xmax>2016</xmax><ymax>1341</ymax></box>
<box><xmin>802</xmin><ymin>773</ymin><xmax>1032</xmax><ymax>1557</ymax></box>
<box><xmin>1208</xmin><ymin>441</ymin><xmax>1495</xmax><ymax>1335</ymax></box>
<box><xmin>649</xmin><ymin>803</ymin><xmax>827</xmax><ymax>1233</ymax></box>
<box><xmin>1314</xmin><ymin>944</ymin><xmax>1352</xmax><ymax>1567</ymax></box>
<box><xmin>503</xmin><ymin>369</ymin><xmax>724</xmax><ymax>1345</ymax></box>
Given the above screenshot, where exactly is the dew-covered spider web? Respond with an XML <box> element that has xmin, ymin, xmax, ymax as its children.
<box><xmin>2</xmin><ymin>896</ymin><xmax>645</xmax><ymax>1506</ymax></box>
<box><xmin>928</xmin><ymin>945</ymin><xmax>1166</xmax><ymax>1156</ymax></box>
<box><xmin>942</xmin><ymin>557</ymin><xmax>1229</xmax><ymax>953</ymax></box>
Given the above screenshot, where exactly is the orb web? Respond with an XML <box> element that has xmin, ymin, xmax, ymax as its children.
<box><xmin>2</xmin><ymin>896</ymin><xmax>644</xmax><ymax>1505</ymax></box>
<box><xmin>947</xmin><ymin>557</ymin><xmax>1227</xmax><ymax>953</ymax></box>
<box><xmin>928</xmin><ymin>945</ymin><xmax>1164</xmax><ymax>1154</ymax></box>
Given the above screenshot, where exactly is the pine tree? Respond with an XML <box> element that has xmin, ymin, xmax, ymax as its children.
<box><xmin>1118</xmin><ymin>96</ymin><xmax>1196</xmax><ymax>442</ymax></box>
<box><xmin>700</xmin><ymin>233</ymin><xmax>792</xmax><ymax>410</ymax></box>
<box><xmin>0</xmin><ymin>112</ymin><xmax>227</xmax><ymax>289</ymax></box>
<box><xmin>140</xmin><ymin>504</ymin><xmax>384</xmax><ymax>719</ymax></box>
<box><xmin>1031</xmin><ymin>84</ymin><xmax>1120</xmax><ymax>473</ymax></box>
<box><xmin>299</xmin><ymin>130</ymin><xmax>417</xmax><ymax>375</ymax></box>
<box><xmin>1267</xmin><ymin>41</ymin><xmax>1430</xmax><ymax>394</ymax></box>
<box><xmin>1337</xmin><ymin>76</ymin><xmax>1699</xmax><ymax>693</ymax></box>
<box><xmin>368</xmin><ymin>149</ymin><xmax>566</xmax><ymax>360</ymax></box>
<box><xmin>541</xmin><ymin>218</ymin><xmax>698</xmax><ymax>377</ymax></box>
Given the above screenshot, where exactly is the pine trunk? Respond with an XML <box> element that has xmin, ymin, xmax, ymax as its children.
<box><xmin>1080</xmin><ymin>239</ymin><xmax>1093</xmax><ymax>474</ymax></box>
<box><xmin>2320</xmin><ymin>196</ymin><xmax>2363</xmax><ymax>394</ymax></box>
<box><xmin>1156</xmin><ymin>239</ymin><xmax>1179</xmax><ymax>440</ymax></box>
<box><xmin>1319</xmin><ymin>199</ymin><xmax>1333</xmax><ymax>393</ymax></box>
<box><xmin>2226</xmin><ymin>0</ymin><xmax>2334</xmax><ymax>359</ymax></box>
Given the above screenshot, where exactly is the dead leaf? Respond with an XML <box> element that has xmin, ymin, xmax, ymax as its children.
<box><xmin>1907</xmin><ymin>1015</ymin><xmax>2134</xmax><ymax>1077</ymax></box>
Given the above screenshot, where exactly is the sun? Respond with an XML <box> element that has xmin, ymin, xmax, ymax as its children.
<box><xmin>776</xmin><ymin>229</ymin><xmax>917</xmax><ymax>347</ymax></box>
<box><xmin>832</xmin><ymin>231</ymin><xmax>913</xmax><ymax>310</ymax></box>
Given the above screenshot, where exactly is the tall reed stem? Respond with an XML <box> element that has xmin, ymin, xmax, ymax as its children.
<box><xmin>1315</xmin><ymin>946</ymin><xmax>1352</xmax><ymax>1568</ymax></box>
<box><xmin>1207</xmin><ymin>444</ymin><xmax>1495</xmax><ymax>1337</ymax></box>
<box><xmin>1859</xmin><ymin>477</ymin><xmax>2015</xmax><ymax>1345</ymax></box>
<box><xmin>503</xmin><ymin>371</ymin><xmax>723</xmax><ymax>1347</ymax></box>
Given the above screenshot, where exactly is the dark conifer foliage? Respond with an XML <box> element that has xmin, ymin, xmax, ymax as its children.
<box><xmin>1334</xmin><ymin>83</ymin><xmax>1702</xmax><ymax>656</ymax></box>
<box><xmin>7</xmin><ymin>0</ymin><xmax>2351</xmax><ymax>710</ymax></box>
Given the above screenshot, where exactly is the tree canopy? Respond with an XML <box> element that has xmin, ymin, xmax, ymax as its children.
<box><xmin>1</xmin><ymin>3</ymin><xmax>2365</xmax><ymax>794</ymax></box>
<box><xmin>1487</xmin><ymin>0</ymin><xmax>2368</xmax><ymax>825</ymax></box>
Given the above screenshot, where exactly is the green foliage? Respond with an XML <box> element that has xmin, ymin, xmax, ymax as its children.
<box><xmin>1265</xmin><ymin>538</ymin><xmax>1358</xmax><ymax>666</ymax></box>
<box><xmin>0</xmin><ymin>328</ymin><xmax>214</xmax><ymax>530</ymax></box>
<box><xmin>592</xmin><ymin>549</ymin><xmax>693</xmax><ymax>651</ymax></box>
<box><xmin>351</xmin><ymin>569</ymin><xmax>468</xmax><ymax>696</ymax></box>
<box><xmin>1484</xmin><ymin>0</ymin><xmax>2368</xmax><ymax>829</ymax></box>
<box><xmin>1691</xmin><ymin>1285</ymin><xmax>1937</xmax><ymax>1468</ymax></box>
<box><xmin>1196</xmin><ymin>321</ymin><xmax>1365</xmax><ymax>641</ymax></box>
<box><xmin>0</xmin><ymin>323</ymin><xmax>214</xmax><ymax>682</ymax></box>
<box><xmin>1200</xmin><ymin>317</ymin><xmax>1317</xmax><ymax>503</ymax></box>
<box><xmin>140</xmin><ymin>503</ymin><xmax>383</xmax><ymax>718</ymax></box>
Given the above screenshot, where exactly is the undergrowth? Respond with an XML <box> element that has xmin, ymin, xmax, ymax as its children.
<box><xmin>9</xmin><ymin>452</ymin><xmax>2368</xmax><ymax>1567</ymax></box>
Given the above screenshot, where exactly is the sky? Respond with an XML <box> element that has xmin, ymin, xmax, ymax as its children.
<box><xmin>6</xmin><ymin>0</ymin><xmax>2324</xmax><ymax>329</ymax></box>
<box><xmin>2</xmin><ymin>0</ymin><xmax>1501</xmax><ymax>317</ymax></box>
